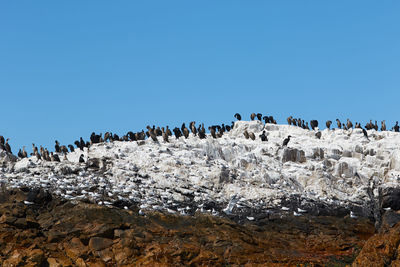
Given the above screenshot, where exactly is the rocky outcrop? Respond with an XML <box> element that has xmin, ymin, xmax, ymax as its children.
<box><xmin>0</xmin><ymin>187</ymin><xmax>375</xmax><ymax>266</ymax></box>
<box><xmin>353</xmin><ymin>211</ymin><xmax>400</xmax><ymax>266</ymax></box>
<box><xmin>282</xmin><ymin>148</ymin><xmax>306</xmax><ymax>163</ymax></box>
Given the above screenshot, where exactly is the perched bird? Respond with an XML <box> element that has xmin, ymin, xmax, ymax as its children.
<box><xmin>287</xmin><ymin>116</ymin><xmax>293</xmax><ymax>125</ymax></box>
<box><xmin>5</xmin><ymin>138</ymin><xmax>11</xmax><ymax>154</ymax></box>
<box><xmin>362</xmin><ymin>128</ymin><xmax>369</xmax><ymax>141</ymax></box>
<box><xmin>146</xmin><ymin>126</ymin><xmax>158</xmax><ymax>142</ymax></box>
<box><xmin>310</xmin><ymin>120</ymin><xmax>318</xmax><ymax>130</ymax></box>
<box><xmin>336</xmin><ymin>119</ymin><xmax>342</xmax><ymax>129</ymax></box>
<box><xmin>249</xmin><ymin>132</ymin><xmax>255</xmax><ymax>140</ymax></box>
<box><xmin>250</xmin><ymin>113</ymin><xmax>256</xmax><ymax>121</ymax></box>
<box><xmin>256</xmin><ymin>113</ymin><xmax>262</xmax><ymax>121</ymax></box>
<box><xmin>381</xmin><ymin>120</ymin><xmax>386</xmax><ymax>131</ymax></box>
<box><xmin>282</xmin><ymin>135</ymin><xmax>291</xmax><ymax>147</ymax></box>
<box><xmin>68</xmin><ymin>144</ymin><xmax>75</xmax><ymax>152</ymax></box>
<box><xmin>55</xmin><ymin>140</ymin><xmax>60</xmax><ymax>153</ymax></box>
<box><xmin>22</xmin><ymin>146</ymin><xmax>27</xmax><ymax>158</ymax></box>
<box><xmin>243</xmin><ymin>130</ymin><xmax>250</xmax><ymax>139</ymax></box>
<box><xmin>315</xmin><ymin>131</ymin><xmax>322</xmax><ymax>139</ymax></box>
<box><xmin>209</xmin><ymin>127</ymin><xmax>216</xmax><ymax>139</ymax></box>
<box><xmin>259</xmin><ymin>131</ymin><xmax>268</xmax><ymax>142</ymax></box>
<box><xmin>79</xmin><ymin>154</ymin><xmax>85</xmax><ymax>163</ymax></box>
<box><xmin>234</xmin><ymin>113</ymin><xmax>241</xmax><ymax>121</ymax></box>
<box><xmin>394</xmin><ymin>121</ymin><xmax>399</xmax><ymax>132</ymax></box>
<box><xmin>346</xmin><ymin>119</ymin><xmax>353</xmax><ymax>129</ymax></box>
<box><xmin>162</xmin><ymin>127</ymin><xmax>169</xmax><ymax>143</ymax></box>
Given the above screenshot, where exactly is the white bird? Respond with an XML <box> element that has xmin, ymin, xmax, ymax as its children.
<box><xmin>293</xmin><ymin>211</ymin><xmax>301</xmax><ymax>216</ymax></box>
<box><xmin>247</xmin><ymin>216</ymin><xmax>255</xmax><ymax>221</ymax></box>
<box><xmin>281</xmin><ymin>206</ymin><xmax>290</xmax><ymax>211</ymax></box>
<box><xmin>24</xmin><ymin>201</ymin><xmax>34</xmax><ymax>205</ymax></box>
<box><xmin>350</xmin><ymin>211</ymin><xmax>358</xmax><ymax>219</ymax></box>
<box><xmin>297</xmin><ymin>208</ymin><xmax>307</xmax><ymax>213</ymax></box>
<box><xmin>383</xmin><ymin>207</ymin><xmax>392</xmax><ymax>211</ymax></box>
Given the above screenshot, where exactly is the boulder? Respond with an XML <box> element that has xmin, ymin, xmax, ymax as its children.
<box><xmin>282</xmin><ymin>148</ymin><xmax>306</xmax><ymax>163</ymax></box>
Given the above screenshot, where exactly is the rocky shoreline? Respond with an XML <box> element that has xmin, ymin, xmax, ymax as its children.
<box><xmin>0</xmin><ymin>187</ymin><xmax>384</xmax><ymax>266</ymax></box>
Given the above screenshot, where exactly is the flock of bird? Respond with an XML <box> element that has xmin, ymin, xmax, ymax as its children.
<box><xmin>1</xmin><ymin>113</ymin><xmax>399</xmax><ymax>163</ymax></box>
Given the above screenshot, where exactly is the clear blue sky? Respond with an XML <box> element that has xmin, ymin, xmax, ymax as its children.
<box><xmin>1</xmin><ymin>1</ymin><xmax>399</xmax><ymax>153</ymax></box>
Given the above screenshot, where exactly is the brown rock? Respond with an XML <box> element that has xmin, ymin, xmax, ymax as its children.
<box><xmin>89</xmin><ymin>237</ymin><xmax>113</xmax><ymax>251</ymax></box>
<box><xmin>64</xmin><ymin>237</ymin><xmax>88</xmax><ymax>260</ymax></box>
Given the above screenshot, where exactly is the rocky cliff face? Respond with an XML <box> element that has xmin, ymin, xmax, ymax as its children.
<box><xmin>2</xmin><ymin>121</ymin><xmax>400</xmax><ymax>265</ymax></box>
<box><xmin>0</xmin><ymin>188</ymin><xmax>375</xmax><ymax>266</ymax></box>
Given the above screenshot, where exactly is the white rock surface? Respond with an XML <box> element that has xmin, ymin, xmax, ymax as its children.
<box><xmin>1</xmin><ymin>121</ymin><xmax>400</xmax><ymax>218</ymax></box>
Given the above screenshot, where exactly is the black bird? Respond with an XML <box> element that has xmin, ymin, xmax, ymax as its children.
<box><xmin>0</xmin><ymin>136</ymin><xmax>4</xmax><ymax>145</ymax></box>
<box><xmin>256</xmin><ymin>113</ymin><xmax>262</xmax><ymax>121</ymax></box>
<box><xmin>173</xmin><ymin>128</ymin><xmax>182</xmax><ymax>139</ymax></box>
<box><xmin>68</xmin><ymin>144</ymin><xmax>75</xmax><ymax>152</ymax></box>
<box><xmin>74</xmin><ymin>141</ymin><xmax>83</xmax><ymax>151</ymax></box>
<box><xmin>55</xmin><ymin>140</ymin><xmax>60</xmax><ymax>153</ymax></box>
<box><xmin>259</xmin><ymin>131</ymin><xmax>268</xmax><ymax>141</ymax></box>
<box><xmin>5</xmin><ymin>138</ymin><xmax>11</xmax><ymax>154</ymax></box>
<box><xmin>79</xmin><ymin>154</ymin><xmax>85</xmax><ymax>163</ymax></box>
<box><xmin>209</xmin><ymin>127</ymin><xmax>217</xmax><ymax>138</ymax></box>
<box><xmin>283</xmin><ymin>135</ymin><xmax>291</xmax><ymax>147</ymax></box>
<box><xmin>315</xmin><ymin>131</ymin><xmax>322</xmax><ymax>139</ymax></box>
<box><xmin>362</xmin><ymin>128</ymin><xmax>369</xmax><ymax>140</ymax></box>
<box><xmin>310</xmin><ymin>120</ymin><xmax>318</xmax><ymax>130</ymax></box>
<box><xmin>234</xmin><ymin>113</ymin><xmax>242</xmax><ymax>121</ymax></box>
<box><xmin>79</xmin><ymin>137</ymin><xmax>85</xmax><ymax>149</ymax></box>
<box><xmin>394</xmin><ymin>121</ymin><xmax>399</xmax><ymax>132</ymax></box>
<box><xmin>18</xmin><ymin>149</ymin><xmax>23</xmax><ymax>158</ymax></box>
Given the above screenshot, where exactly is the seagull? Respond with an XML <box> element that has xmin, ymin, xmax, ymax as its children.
<box><xmin>293</xmin><ymin>211</ymin><xmax>302</xmax><ymax>216</ymax></box>
<box><xmin>383</xmin><ymin>207</ymin><xmax>392</xmax><ymax>211</ymax></box>
<box><xmin>297</xmin><ymin>208</ymin><xmax>307</xmax><ymax>213</ymax></box>
<box><xmin>350</xmin><ymin>211</ymin><xmax>358</xmax><ymax>219</ymax></box>
<box><xmin>281</xmin><ymin>206</ymin><xmax>290</xmax><ymax>211</ymax></box>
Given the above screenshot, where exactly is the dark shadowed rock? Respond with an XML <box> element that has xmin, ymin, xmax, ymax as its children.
<box><xmin>381</xmin><ymin>187</ymin><xmax>400</xmax><ymax>211</ymax></box>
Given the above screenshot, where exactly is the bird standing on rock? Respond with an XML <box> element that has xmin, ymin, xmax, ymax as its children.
<box><xmin>243</xmin><ymin>130</ymin><xmax>250</xmax><ymax>139</ymax></box>
<box><xmin>336</xmin><ymin>119</ymin><xmax>342</xmax><ymax>129</ymax></box>
<box><xmin>259</xmin><ymin>131</ymin><xmax>268</xmax><ymax>142</ymax></box>
<box><xmin>234</xmin><ymin>113</ymin><xmax>241</xmax><ymax>121</ymax></box>
<box><xmin>283</xmin><ymin>135</ymin><xmax>291</xmax><ymax>147</ymax></box>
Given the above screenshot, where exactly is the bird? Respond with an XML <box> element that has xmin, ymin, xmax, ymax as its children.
<box><xmin>282</xmin><ymin>135</ymin><xmax>291</xmax><ymax>146</ymax></box>
<box><xmin>259</xmin><ymin>131</ymin><xmax>268</xmax><ymax>141</ymax></box>
<box><xmin>315</xmin><ymin>131</ymin><xmax>322</xmax><ymax>139</ymax></box>
<box><xmin>256</xmin><ymin>113</ymin><xmax>262</xmax><ymax>121</ymax></box>
<box><xmin>209</xmin><ymin>127</ymin><xmax>216</xmax><ymax>139</ymax></box>
<box><xmin>79</xmin><ymin>154</ymin><xmax>85</xmax><ymax>163</ymax></box>
<box><xmin>68</xmin><ymin>144</ymin><xmax>75</xmax><ymax>152</ymax></box>
<box><xmin>190</xmin><ymin>122</ymin><xmax>197</xmax><ymax>136</ymax></box>
<box><xmin>394</xmin><ymin>121</ymin><xmax>399</xmax><ymax>132</ymax></box>
<box><xmin>310</xmin><ymin>120</ymin><xmax>318</xmax><ymax>130</ymax></box>
<box><xmin>326</xmin><ymin>120</ymin><xmax>332</xmax><ymax>130</ymax></box>
<box><xmin>243</xmin><ymin>130</ymin><xmax>250</xmax><ymax>139</ymax></box>
<box><xmin>162</xmin><ymin>127</ymin><xmax>169</xmax><ymax>143</ymax></box>
<box><xmin>22</xmin><ymin>146</ymin><xmax>27</xmax><ymax>158</ymax></box>
<box><xmin>346</xmin><ymin>119</ymin><xmax>353</xmax><ymax>129</ymax></box>
<box><xmin>381</xmin><ymin>120</ymin><xmax>386</xmax><ymax>131</ymax></box>
<box><xmin>5</xmin><ymin>138</ymin><xmax>12</xmax><ymax>154</ymax></box>
<box><xmin>362</xmin><ymin>128</ymin><xmax>369</xmax><ymax>141</ymax></box>
<box><xmin>250</xmin><ymin>113</ymin><xmax>256</xmax><ymax>121</ymax></box>
<box><xmin>146</xmin><ymin>126</ymin><xmax>158</xmax><ymax>142</ymax></box>
<box><xmin>336</xmin><ymin>119</ymin><xmax>342</xmax><ymax>129</ymax></box>
<box><xmin>287</xmin><ymin>116</ymin><xmax>293</xmax><ymax>125</ymax></box>
<box><xmin>234</xmin><ymin>113</ymin><xmax>241</xmax><ymax>121</ymax></box>
<box><xmin>249</xmin><ymin>132</ymin><xmax>255</xmax><ymax>140</ymax></box>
